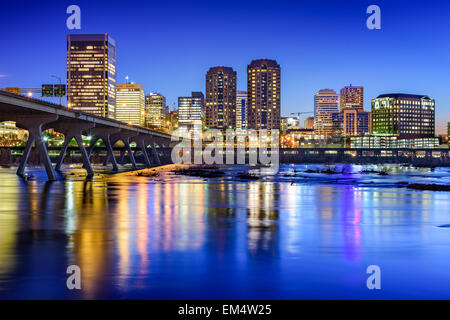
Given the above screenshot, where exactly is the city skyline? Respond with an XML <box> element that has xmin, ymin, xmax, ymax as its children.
<box><xmin>1</xmin><ymin>0</ymin><xmax>450</xmax><ymax>134</ymax></box>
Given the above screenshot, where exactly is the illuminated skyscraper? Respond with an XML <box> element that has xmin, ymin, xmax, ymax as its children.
<box><xmin>314</xmin><ymin>89</ymin><xmax>339</xmax><ymax>137</ymax></box>
<box><xmin>247</xmin><ymin>59</ymin><xmax>281</xmax><ymax>130</ymax></box>
<box><xmin>67</xmin><ymin>34</ymin><xmax>117</xmax><ymax>118</ymax></box>
<box><xmin>116</xmin><ymin>84</ymin><xmax>145</xmax><ymax>126</ymax></box>
<box><xmin>178</xmin><ymin>92</ymin><xmax>204</xmax><ymax>132</ymax></box>
<box><xmin>340</xmin><ymin>85</ymin><xmax>364</xmax><ymax>112</ymax></box>
<box><xmin>145</xmin><ymin>93</ymin><xmax>167</xmax><ymax>129</ymax></box>
<box><xmin>371</xmin><ymin>94</ymin><xmax>435</xmax><ymax>138</ymax></box>
<box><xmin>205</xmin><ymin>66</ymin><xmax>237</xmax><ymax>129</ymax></box>
<box><xmin>236</xmin><ymin>90</ymin><xmax>247</xmax><ymax>130</ymax></box>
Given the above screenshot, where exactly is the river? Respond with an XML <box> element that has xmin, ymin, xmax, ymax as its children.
<box><xmin>0</xmin><ymin>164</ymin><xmax>449</xmax><ymax>299</ymax></box>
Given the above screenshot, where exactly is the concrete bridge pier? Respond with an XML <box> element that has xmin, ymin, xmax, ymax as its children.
<box><xmin>111</xmin><ymin>131</ymin><xmax>139</xmax><ymax>170</ymax></box>
<box><xmin>87</xmin><ymin>128</ymin><xmax>121</xmax><ymax>172</ymax></box>
<box><xmin>52</xmin><ymin>122</ymin><xmax>96</xmax><ymax>178</ymax></box>
<box><xmin>15</xmin><ymin>115</ymin><xmax>59</xmax><ymax>181</ymax></box>
<box><xmin>149</xmin><ymin>139</ymin><xmax>161</xmax><ymax>165</ymax></box>
<box><xmin>136</xmin><ymin>135</ymin><xmax>152</xmax><ymax>168</ymax></box>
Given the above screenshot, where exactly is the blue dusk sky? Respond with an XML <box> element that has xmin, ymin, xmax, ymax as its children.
<box><xmin>0</xmin><ymin>0</ymin><xmax>449</xmax><ymax>133</ymax></box>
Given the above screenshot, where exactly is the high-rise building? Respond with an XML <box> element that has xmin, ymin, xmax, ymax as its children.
<box><xmin>247</xmin><ymin>59</ymin><xmax>281</xmax><ymax>130</ymax></box>
<box><xmin>340</xmin><ymin>85</ymin><xmax>364</xmax><ymax>112</ymax></box>
<box><xmin>67</xmin><ymin>34</ymin><xmax>117</xmax><ymax>118</ymax></box>
<box><xmin>371</xmin><ymin>94</ymin><xmax>435</xmax><ymax>138</ymax></box>
<box><xmin>304</xmin><ymin>117</ymin><xmax>314</xmax><ymax>129</ymax></box>
<box><xmin>178</xmin><ymin>92</ymin><xmax>204</xmax><ymax>132</ymax></box>
<box><xmin>116</xmin><ymin>84</ymin><xmax>145</xmax><ymax>126</ymax></box>
<box><xmin>205</xmin><ymin>66</ymin><xmax>237</xmax><ymax>129</ymax></box>
<box><xmin>145</xmin><ymin>93</ymin><xmax>166</xmax><ymax>129</ymax></box>
<box><xmin>314</xmin><ymin>89</ymin><xmax>339</xmax><ymax>137</ymax></box>
<box><xmin>236</xmin><ymin>90</ymin><xmax>247</xmax><ymax>130</ymax></box>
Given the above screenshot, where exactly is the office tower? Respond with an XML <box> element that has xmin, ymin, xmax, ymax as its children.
<box><xmin>236</xmin><ymin>90</ymin><xmax>247</xmax><ymax>130</ymax></box>
<box><xmin>178</xmin><ymin>92</ymin><xmax>204</xmax><ymax>132</ymax></box>
<box><xmin>371</xmin><ymin>94</ymin><xmax>435</xmax><ymax>138</ymax></box>
<box><xmin>304</xmin><ymin>117</ymin><xmax>314</xmax><ymax>129</ymax></box>
<box><xmin>247</xmin><ymin>59</ymin><xmax>281</xmax><ymax>130</ymax></box>
<box><xmin>332</xmin><ymin>108</ymin><xmax>371</xmax><ymax>137</ymax></box>
<box><xmin>67</xmin><ymin>34</ymin><xmax>117</xmax><ymax>118</ymax></box>
<box><xmin>314</xmin><ymin>89</ymin><xmax>339</xmax><ymax>137</ymax></box>
<box><xmin>205</xmin><ymin>66</ymin><xmax>237</xmax><ymax>129</ymax></box>
<box><xmin>116</xmin><ymin>84</ymin><xmax>145</xmax><ymax>126</ymax></box>
<box><xmin>340</xmin><ymin>85</ymin><xmax>364</xmax><ymax>112</ymax></box>
<box><xmin>145</xmin><ymin>93</ymin><xmax>166</xmax><ymax>129</ymax></box>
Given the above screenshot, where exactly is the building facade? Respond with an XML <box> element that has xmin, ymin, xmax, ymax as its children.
<box><xmin>340</xmin><ymin>85</ymin><xmax>364</xmax><ymax>112</ymax></box>
<box><xmin>371</xmin><ymin>94</ymin><xmax>435</xmax><ymax>138</ymax></box>
<box><xmin>247</xmin><ymin>59</ymin><xmax>281</xmax><ymax>130</ymax></box>
<box><xmin>350</xmin><ymin>136</ymin><xmax>439</xmax><ymax>149</ymax></box>
<box><xmin>178</xmin><ymin>92</ymin><xmax>204</xmax><ymax>132</ymax></box>
<box><xmin>314</xmin><ymin>89</ymin><xmax>339</xmax><ymax>138</ymax></box>
<box><xmin>332</xmin><ymin>108</ymin><xmax>371</xmax><ymax>137</ymax></box>
<box><xmin>205</xmin><ymin>67</ymin><xmax>237</xmax><ymax>129</ymax></box>
<box><xmin>145</xmin><ymin>93</ymin><xmax>166</xmax><ymax>129</ymax></box>
<box><xmin>304</xmin><ymin>117</ymin><xmax>314</xmax><ymax>129</ymax></box>
<box><xmin>67</xmin><ymin>34</ymin><xmax>117</xmax><ymax>118</ymax></box>
<box><xmin>236</xmin><ymin>90</ymin><xmax>247</xmax><ymax>130</ymax></box>
<box><xmin>116</xmin><ymin>84</ymin><xmax>145</xmax><ymax>126</ymax></box>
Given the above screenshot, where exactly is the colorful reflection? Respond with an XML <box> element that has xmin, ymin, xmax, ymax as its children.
<box><xmin>0</xmin><ymin>164</ymin><xmax>450</xmax><ymax>299</ymax></box>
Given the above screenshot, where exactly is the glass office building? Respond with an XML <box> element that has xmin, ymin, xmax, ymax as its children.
<box><xmin>116</xmin><ymin>84</ymin><xmax>145</xmax><ymax>126</ymax></box>
<box><xmin>372</xmin><ymin>94</ymin><xmax>435</xmax><ymax>138</ymax></box>
<box><xmin>67</xmin><ymin>34</ymin><xmax>117</xmax><ymax>118</ymax></box>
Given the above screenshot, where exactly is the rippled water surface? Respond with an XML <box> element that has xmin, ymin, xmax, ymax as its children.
<box><xmin>0</xmin><ymin>164</ymin><xmax>450</xmax><ymax>299</ymax></box>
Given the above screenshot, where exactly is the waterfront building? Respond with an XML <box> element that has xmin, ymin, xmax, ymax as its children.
<box><xmin>340</xmin><ymin>85</ymin><xmax>364</xmax><ymax>112</ymax></box>
<box><xmin>236</xmin><ymin>90</ymin><xmax>247</xmax><ymax>130</ymax></box>
<box><xmin>304</xmin><ymin>117</ymin><xmax>314</xmax><ymax>129</ymax></box>
<box><xmin>178</xmin><ymin>92</ymin><xmax>204</xmax><ymax>134</ymax></box>
<box><xmin>67</xmin><ymin>34</ymin><xmax>117</xmax><ymax>118</ymax></box>
<box><xmin>205</xmin><ymin>67</ymin><xmax>237</xmax><ymax>129</ymax></box>
<box><xmin>116</xmin><ymin>84</ymin><xmax>145</xmax><ymax>126</ymax></box>
<box><xmin>145</xmin><ymin>93</ymin><xmax>166</xmax><ymax>129</ymax></box>
<box><xmin>247</xmin><ymin>59</ymin><xmax>281</xmax><ymax>130</ymax></box>
<box><xmin>350</xmin><ymin>135</ymin><xmax>439</xmax><ymax>149</ymax></box>
<box><xmin>283</xmin><ymin>128</ymin><xmax>321</xmax><ymax>147</ymax></box>
<box><xmin>314</xmin><ymin>89</ymin><xmax>339</xmax><ymax>138</ymax></box>
<box><xmin>371</xmin><ymin>94</ymin><xmax>435</xmax><ymax>138</ymax></box>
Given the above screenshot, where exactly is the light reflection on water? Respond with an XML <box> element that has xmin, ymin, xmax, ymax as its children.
<box><xmin>0</xmin><ymin>164</ymin><xmax>449</xmax><ymax>299</ymax></box>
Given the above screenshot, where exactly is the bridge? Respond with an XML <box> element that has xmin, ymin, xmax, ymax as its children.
<box><xmin>0</xmin><ymin>90</ymin><xmax>173</xmax><ymax>181</ymax></box>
